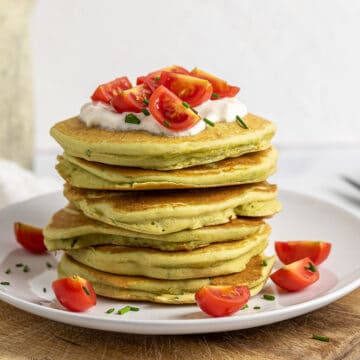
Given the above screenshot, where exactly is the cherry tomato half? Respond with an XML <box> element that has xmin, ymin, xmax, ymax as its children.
<box><xmin>91</xmin><ymin>77</ymin><xmax>132</xmax><ymax>103</ymax></box>
<box><xmin>141</xmin><ymin>65</ymin><xmax>189</xmax><ymax>91</ymax></box>
<box><xmin>111</xmin><ymin>84</ymin><xmax>151</xmax><ymax>113</ymax></box>
<box><xmin>270</xmin><ymin>257</ymin><xmax>320</xmax><ymax>292</ymax></box>
<box><xmin>14</xmin><ymin>222</ymin><xmax>46</xmax><ymax>254</ymax></box>
<box><xmin>275</xmin><ymin>241</ymin><xmax>331</xmax><ymax>265</ymax></box>
<box><xmin>190</xmin><ymin>67</ymin><xmax>240</xmax><ymax>98</ymax></box>
<box><xmin>159</xmin><ymin>72</ymin><xmax>212</xmax><ymax>107</ymax></box>
<box><xmin>52</xmin><ymin>275</ymin><xmax>96</xmax><ymax>312</ymax></box>
<box><xmin>195</xmin><ymin>285</ymin><xmax>250</xmax><ymax>317</ymax></box>
<box><xmin>149</xmin><ymin>85</ymin><xmax>200</xmax><ymax>131</ymax></box>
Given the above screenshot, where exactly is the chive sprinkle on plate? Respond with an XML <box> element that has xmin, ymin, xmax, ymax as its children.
<box><xmin>236</xmin><ymin>115</ymin><xmax>248</xmax><ymax>129</ymax></box>
<box><xmin>203</xmin><ymin>118</ymin><xmax>215</xmax><ymax>127</ymax></box>
<box><xmin>125</xmin><ymin>113</ymin><xmax>141</xmax><ymax>125</ymax></box>
<box><xmin>141</xmin><ymin>108</ymin><xmax>150</xmax><ymax>116</ymax></box>
<box><xmin>16</xmin><ymin>263</ymin><xmax>23</xmax><ymax>268</ymax></box>
<box><xmin>0</xmin><ymin>282</ymin><xmax>10</xmax><ymax>286</ymax></box>
<box><xmin>312</xmin><ymin>335</ymin><xmax>330</xmax><ymax>342</ymax></box>
<box><xmin>23</xmin><ymin>265</ymin><xmax>30</xmax><ymax>273</ymax></box>
<box><xmin>117</xmin><ymin>306</ymin><xmax>132</xmax><ymax>315</ymax></box>
<box><xmin>5</xmin><ymin>268</ymin><xmax>11</xmax><ymax>274</ymax></box>
<box><xmin>46</xmin><ymin>262</ymin><xmax>52</xmax><ymax>269</ymax></box>
<box><xmin>106</xmin><ymin>308</ymin><xmax>115</xmax><ymax>314</ymax></box>
<box><xmin>263</xmin><ymin>294</ymin><xmax>275</xmax><ymax>301</ymax></box>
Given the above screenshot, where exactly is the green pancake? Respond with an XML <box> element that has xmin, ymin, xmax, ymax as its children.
<box><xmin>65</xmin><ymin>223</ymin><xmax>270</xmax><ymax>280</ymax></box>
<box><xmin>50</xmin><ymin>114</ymin><xmax>276</xmax><ymax>170</ymax></box>
<box><xmin>44</xmin><ymin>205</ymin><xmax>267</xmax><ymax>251</ymax></box>
<box><xmin>56</xmin><ymin>147</ymin><xmax>278</xmax><ymax>190</ymax></box>
<box><xmin>64</xmin><ymin>181</ymin><xmax>281</xmax><ymax>235</ymax></box>
<box><xmin>58</xmin><ymin>253</ymin><xmax>275</xmax><ymax>304</ymax></box>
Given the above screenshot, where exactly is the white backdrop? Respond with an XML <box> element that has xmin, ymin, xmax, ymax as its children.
<box><xmin>31</xmin><ymin>0</ymin><xmax>360</xmax><ymax>151</ymax></box>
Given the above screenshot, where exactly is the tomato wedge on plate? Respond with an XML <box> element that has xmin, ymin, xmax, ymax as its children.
<box><xmin>149</xmin><ymin>85</ymin><xmax>200</xmax><ymax>131</ymax></box>
<box><xmin>195</xmin><ymin>285</ymin><xmax>250</xmax><ymax>317</ymax></box>
<box><xmin>190</xmin><ymin>67</ymin><xmax>240</xmax><ymax>98</ymax></box>
<box><xmin>52</xmin><ymin>275</ymin><xmax>96</xmax><ymax>312</ymax></box>
<box><xmin>275</xmin><ymin>241</ymin><xmax>331</xmax><ymax>265</ymax></box>
<box><xmin>141</xmin><ymin>65</ymin><xmax>189</xmax><ymax>91</ymax></box>
<box><xmin>111</xmin><ymin>84</ymin><xmax>151</xmax><ymax>113</ymax></box>
<box><xmin>270</xmin><ymin>257</ymin><xmax>320</xmax><ymax>292</ymax></box>
<box><xmin>14</xmin><ymin>222</ymin><xmax>46</xmax><ymax>254</ymax></box>
<box><xmin>91</xmin><ymin>76</ymin><xmax>132</xmax><ymax>103</ymax></box>
<box><xmin>159</xmin><ymin>72</ymin><xmax>212</xmax><ymax>107</ymax></box>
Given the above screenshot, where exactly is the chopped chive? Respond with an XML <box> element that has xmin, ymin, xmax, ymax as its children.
<box><xmin>236</xmin><ymin>115</ymin><xmax>248</xmax><ymax>129</ymax></box>
<box><xmin>106</xmin><ymin>308</ymin><xmax>115</xmax><ymax>314</ymax></box>
<box><xmin>43</xmin><ymin>287</ymin><xmax>47</xmax><ymax>293</ymax></box>
<box><xmin>46</xmin><ymin>262</ymin><xmax>52</xmax><ymax>269</ymax></box>
<box><xmin>117</xmin><ymin>306</ymin><xmax>132</xmax><ymax>315</ymax></box>
<box><xmin>312</xmin><ymin>335</ymin><xmax>330</xmax><ymax>342</ymax></box>
<box><xmin>262</xmin><ymin>259</ymin><xmax>268</xmax><ymax>267</ymax></box>
<box><xmin>203</xmin><ymin>118</ymin><xmax>215</xmax><ymax>127</ymax></box>
<box><xmin>82</xmin><ymin>286</ymin><xmax>90</xmax><ymax>296</ymax></box>
<box><xmin>211</xmin><ymin>93</ymin><xmax>219</xmax><ymax>99</ymax></box>
<box><xmin>304</xmin><ymin>262</ymin><xmax>317</xmax><ymax>273</ymax></box>
<box><xmin>191</xmin><ymin>107</ymin><xmax>198</xmax><ymax>114</ymax></box>
<box><xmin>5</xmin><ymin>269</ymin><xmax>11</xmax><ymax>274</ymax></box>
<box><xmin>182</xmin><ymin>101</ymin><xmax>190</xmax><ymax>108</ymax></box>
<box><xmin>241</xmin><ymin>304</ymin><xmax>249</xmax><ymax>310</ymax></box>
<box><xmin>0</xmin><ymin>282</ymin><xmax>10</xmax><ymax>286</ymax></box>
<box><xmin>125</xmin><ymin>113</ymin><xmax>141</xmax><ymax>125</ymax></box>
<box><xmin>130</xmin><ymin>306</ymin><xmax>140</xmax><ymax>312</ymax></box>
<box><xmin>23</xmin><ymin>265</ymin><xmax>30</xmax><ymax>273</ymax></box>
<box><xmin>142</xmin><ymin>98</ymin><xmax>149</xmax><ymax>105</ymax></box>
<box><xmin>263</xmin><ymin>294</ymin><xmax>275</xmax><ymax>301</ymax></box>
<box><xmin>163</xmin><ymin>120</ymin><xmax>170</xmax><ymax>128</ymax></box>
<box><xmin>71</xmin><ymin>239</ymin><xmax>78</xmax><ymax>248</ymax></box>
<box><xmin>16</xmin><ymin>263</ymin><xmax>23</xmax><ymax>267</ymax></box>
<box><xmin>141</xmin><ymin>108</ymin><xmax>150</xmax><ymax>116</ymax></box>
<box><xmin>154</xmin><ymin>75</ymin><xmax>160</xmax><ymax>81</ymax></box>
<box><xmin>253</xmin><ymin>306</ymin><xmax>261</xmax><ymax>310</ymax></box>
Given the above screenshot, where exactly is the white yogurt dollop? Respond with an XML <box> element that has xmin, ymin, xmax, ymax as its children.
<box><xmin>79</xmin><ymin>97</ymin><xmax>247</xmax><ymax>137</ymax></box>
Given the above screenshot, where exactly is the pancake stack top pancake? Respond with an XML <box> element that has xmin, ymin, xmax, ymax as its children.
<box><xmin>45</xmin><ymin>66</ymin><xmax>281</xmax><ymax>304</ymax></box>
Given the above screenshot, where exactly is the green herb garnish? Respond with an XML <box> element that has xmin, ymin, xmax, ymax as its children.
<box><xmin>253</xmin><ymin>306</ymin><xmax>261</xmax><ymax>310</ymax></box>
<box><xmin>0</xmin><ymin>282</ymin><xmax>10</xmax><ymax>286</ymax></box>
<box><xmin>143</xmin><ymin>99</ymin><xmax>149</xmax><ymax>105</ymax></box>
<box><xmin>312</xmin><ymin>335</ymin><xmax>330</xmax><ymax>342</ymax></box>
<box><xmin>203</xmin><ymin>118</ymin><xmax>215</xmax><ymax>127</ymax></box>
<box><xmin>141</xmin><ymin>108</ymin><xmax>150</xmax><ymax>116</ymax></box>
<box><xmin>16</xmin><ymin>263</ymin><xmax>23</xmax><ymax>268</ymax></box>
<box><xmin>262</xmin><ymin>259</ymin><xmax>268</xmax><ymax>267</ymax></box>
<box><xmin>23</xmin><ymin>265</ymin><xmax>30</xmax><ymax>273</ymax></box>
<box><xmin>211</xmin><ymin>93</ymin><xmax>219</xmax><ymax>99</ymax></box>
<box><xmin>125</xmin><ymin>114</ymin><xmax>141</xmax><ymax>125</ymax></box>
<box><xmin>163</xmin><ymin>120</ymin><xmax>170</xmax><ymax>128</ymax></box>
<box><xmin>263</xmin><ymin>294</ymin><xmax>275</xmax><ymax>301</ymax></box>
<box><xmin>43</xmin><ymin>287</ymin><xmax>47</xmax><ymax>293</ymax></box>
<box><xmin>46</xmin><ymin>262</ymin><xmax>52</xmax><ymax>269</ymax></box>
<box><xmin>130</xmin><ymin>306</ymin><xmax>140</xmax><ymax>312</ymax></box>
<box><xmin>191</xmin><ymin>107</ymin><xmax>198</xmax><ymax>114</ymax></box>
<box><xmin>154</xmin><ymin>75</ymin><xmax>160</xmax><ymax>81</ymax></box>
<box><xmin>82</xmin><ymin>286</ymin><xmax>90</xmax><ymax>296</ymax></box>
<box><xmin>241</xmin><ymin>304</ymin><xmax>249</xmax><ymax>310</ymax></box>
<box><xmin>5</xmin><ymin>269</ymin><xmax>11</xmax><ymax>274</ymax></box>
<box><xmin>106</xmin><ymin>308</ymin><xmax>115</xmax><ymax>314</ymax></box>
<box><xmin>117</xmin><ymin>306</ymin><xmax>132</xmax><ymax>315</ymax></box>
<box><xmin>182</xmin><ymin>101</ymin><xmax>190</xmax><ymax>108</ymax></box>
<box><xmin>304</xmin><ymin>262</ymin><xmax>317</xmax><ymax>273</ymax></box>
<box><xmin>236</xmin><ymin>115</ymin><xmax>248</xmax><ymax>129</ymax></box>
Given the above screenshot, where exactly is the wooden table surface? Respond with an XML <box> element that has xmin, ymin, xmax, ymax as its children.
<box><xmin>0</xmin><ymin>288</ymin><xmax>359</xmax><ymax>360</ymax></box>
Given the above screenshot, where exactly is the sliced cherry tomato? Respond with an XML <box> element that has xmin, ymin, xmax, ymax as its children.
<box><xmin>14</xmin><ymin>222</ymin><xmax>46</xmax><ymax>254</ymax></box>
<box><xmin>111</xmin><ymin>84</ymin><xmax>151</xmax><ymax>113</ymax></box>
<box><xmin>159</xmin><ymin>72</ymin><xmax>212</xmax><ymax>107</ymax></box>
<box><xmin>52</xmin><ymin>275</ymin><xmax>96</xmax><ymax>312</ymax></box>
<box><xmin>190</xmin><ymin>67</ymin><xmax>240</xmax><ymax>98</ymax></box>
<box><xmin>275</xmin><ymin>241</ymin><xmax>331</xmax><ymax>265</ymax></box>
<box><xmin>149</xmin><ymin>85</ymin><xmax>200</xmax><ymax>131</ymax></box>
<box><xmin>270</xmin><ymin>257</ymin><xmax>320</xmax><ymax>292</ymax></box>
<box><xmin>195</xmin><ymin>285</ymin><xmax>250</xmax><ymax>317</ymax></box>
<box><xmin>142</xmin><ymin>65</ymin><xmax>189</xmax><ymax>91</ymax></box>
<box><xmin>91</xmin><ymin>77</ymin><xmax>132</xmax><ymax>103</ymax></box>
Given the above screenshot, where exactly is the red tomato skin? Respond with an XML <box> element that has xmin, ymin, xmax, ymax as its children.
<box><xmin>91</xmin><ymin>77</ymin><xmax>132</xmax><ymax>103</ymax></box>
<box><xmin>270</xmin><ymin>257</ymin><xmax>320</xmax><ymax>292</ymax></box>
<box><xmin>111</xmin><ymin>85</ymin><xmax>151</xmax><ymax>113</ymax></box>
<box><xmin>195</xmin><ymin>285</ymin><xmax>250</xmax><ymax>317</ymax></box>
<box><xmin>149</xmin><ymin>85</ymin><xmax>200</xmax><ymax>131</ymax></box>
<box><xmin>14</xmin><ymin>222</ymin><xmax>47</xmax><ymax>254</ymax></box>
<box><xmin>275</xmin><ymin>241</ymin><xmax>331</xmax><ymax>265</ymax></box>
<box><xmin>52</xmin><ymin>276</ymin><xmax>96</xmax><ymax>312</ymax></box>
<box><xmin>190</xmin><ymin>68</ymin><xmax>240</xmax><ymax>98</ymax></box>
<box><xmin>159</xmin><ymin>72</ymin><xmax>212</xmax><ymax>107</ymax></box>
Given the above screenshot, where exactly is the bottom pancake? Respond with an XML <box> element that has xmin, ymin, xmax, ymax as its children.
<box><xmin>58</xmin><ymin>253</ymin><xmax>275</xmax><ymax>304</ymax></box>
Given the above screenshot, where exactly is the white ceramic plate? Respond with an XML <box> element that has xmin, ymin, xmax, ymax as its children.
<box><xmin>0</xmin><ymin>190</ymin><xmax>359</xmax><ymax>335</ymax></box>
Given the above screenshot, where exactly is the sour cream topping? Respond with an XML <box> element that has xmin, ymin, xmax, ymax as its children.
<box><xmin>79</xmin><ymin>97</ymin><xmax>247</xmax><ymax>137</ymax></box>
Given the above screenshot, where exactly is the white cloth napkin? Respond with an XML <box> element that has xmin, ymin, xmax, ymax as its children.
<box><xmin>0</xmin><ymin>159</ymin><xmax>60</xmax><ymax>209</ymax></box>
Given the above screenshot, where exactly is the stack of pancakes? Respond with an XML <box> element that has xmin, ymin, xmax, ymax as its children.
<box><xmin>44</xmin><ymin>113</ymin><xmax>281</xmax><ymax>304</ymax></box>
